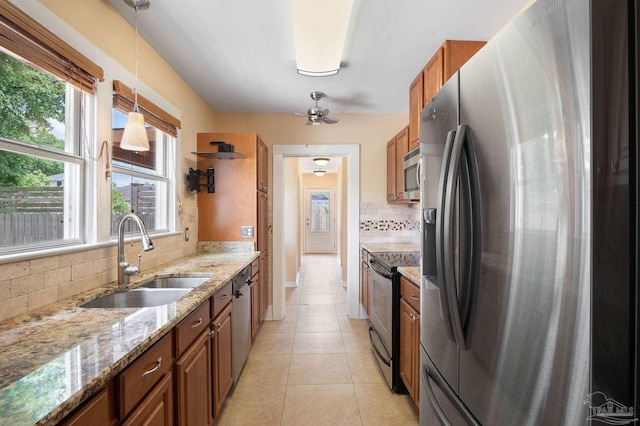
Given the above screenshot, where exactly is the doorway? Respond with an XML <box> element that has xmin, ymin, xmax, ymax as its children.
<box><xmin>272</xmin><ymin>144</ymin><xmax>360</xmax><ymax>320</ymax></box>
<box><xmin>304</xmin><ymin>188</ymin><xmax>336</xmax><ymax>254</ymax></box>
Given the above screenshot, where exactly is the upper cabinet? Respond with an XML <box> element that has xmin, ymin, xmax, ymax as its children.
<box><xmin>408</xmin><ymin>40</ymin><xmax>486</xmax><ymax>149</ymax></box>
<box><xmin>387</xmin><ymin>126</ymin><xmax>409</xmax><ymax>204</ymax></box>
<box><xmin>196</xmin><ymin>132</ymin><xmax>268</xmax><ymax>250</ymax></box>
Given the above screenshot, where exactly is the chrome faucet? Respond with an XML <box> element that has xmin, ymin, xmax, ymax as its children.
<box><xmin>118</xmin><ymin>213</ymin><xmax>154</xmax><ymax>285</ymax></box>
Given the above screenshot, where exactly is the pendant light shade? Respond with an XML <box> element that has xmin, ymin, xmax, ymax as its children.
<box><xmin>120</xmin><ymin>110</ymin><xmax>149</xmax><ymax>151</ymax></box>
<box><xmin>120</xmin><ymin>0</ymin><xmax>149</xmax><ymax>152</ymax></box>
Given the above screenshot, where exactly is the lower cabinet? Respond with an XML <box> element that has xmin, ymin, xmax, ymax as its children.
<box><xmin>122</xmin><ymin>373</ymin><xmax>174</xmax><ymax>426</ymax></box>
<box><xmin>60</xmin><ymin>380</ymin><xmax>117</xmax><ymax>426</ymax></box>
<box><xmin>360</xmin><ymin>249</ymin><xmax>371</xmax><ymax>315</ymax></box>
<box><xmin>259</xmin><ymin>253</ymin><xmax>268</xmax><ymax>321</ymax></box>
<box><xmin>212</xmin><ymin>301</ymin><xmax>234</xmax><ymax>419</ymax></box>
<box><xmin>399</xmin><ymin>277</ymin><xmax>421</xmax><ymax>405</ymax></box>
<box><xmin>175</xmin><ymin>331</ymin><xmax>213</xmax><ymax>426</ymax></box>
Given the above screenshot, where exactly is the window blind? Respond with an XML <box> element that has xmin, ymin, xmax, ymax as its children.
<box><xmin>113</xmin><ymin>80</ymin><xmax>181</xmax><ymax>138</ymax></box>
<box><xmin>0</xmin><ymin>1</ymin><xmax>104</xmax><ymax>94</ymax></box>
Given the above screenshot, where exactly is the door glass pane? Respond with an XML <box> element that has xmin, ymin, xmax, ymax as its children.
<box><xmin>310</xmin><ymin>192</ymin><xmax>329</xmax><ymax>233</ymax></box>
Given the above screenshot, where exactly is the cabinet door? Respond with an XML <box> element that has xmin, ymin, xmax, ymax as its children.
<box><xmin>122</xmin><ymin>373</ymin><xmax>173</xmax><ymax>426</ymax></box>
<box><xmin>399</xmin><ymin>298</ymin><xmax>419</xmax><ymax>404</ymax></box>
<box><xmin>260</xmin><ymin>253</ymin><xmax>268</xmax><ymax>321</ymax></box>
<box><xmin>386</xmin><ymin>137</ymin><xmax>397</xmax><ymax>202</ymax></box>
<box><xmin>175</xmin><ymin>331</ymin><xmax>213</xmax><ymax>426</ymax></box>
<box><xmin>61</xmin><ymin>381</ymin><xmax>117</xmax><ymax>426</ymax></box>
<box><xmin>212</xmin><ymin>302</ymin><xmax>233</xmax><ymax>419</ymax></box>
<box><xmin>257</xmin><ymin>191</ymin><xmax>268</xmax><ymax>253</ymax></box>
<box><xmin>423</xmin><ymin>47</ymin><xmax>443</xmax><ymax>106</ymax></box>
<box><xmin>257</xmin><ymin>137</ymin><xmax>268</xmax><ymax>193</ymax></box>
<box><xmin>409</xmin><ymin>71</ymin><xmax>424</xmax><ymax>149</ymax></box>
<box><xmin>395</xmin><ymin>127</ymin><xmax>409</xmax><ymax>200</ymax></box>
<box><xmin>360</xmin><ymin>261</ymin><xmax>370</xmax><ymax>315</ymax></box>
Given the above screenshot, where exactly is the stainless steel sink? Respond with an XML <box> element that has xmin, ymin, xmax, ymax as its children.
<box><xmin>140</xmin><ymin>277</ymin><xmax>209</xmax><ymax>289</ymax></box>
<box><xmin>81</xmin><ymin>288</ymin><xmax>191</xmax><ymax>308</ymax></box>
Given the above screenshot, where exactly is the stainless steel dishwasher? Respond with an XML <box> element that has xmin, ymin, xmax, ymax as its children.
<box><xmin>232</xmin><ymin>265</ymin><xmax>253</xmax><ymax>383</ymax></box>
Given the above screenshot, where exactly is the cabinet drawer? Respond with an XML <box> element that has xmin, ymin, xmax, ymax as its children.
<box><xmin>212</xmin><ymin>281</ymin><xmax>232</xmax><ymax>319</ymax></box>
<box><xmin>175</xmin><ymin>300</ymin><xmax>211</xmax><ymax>357</ymax></box>
<box><xmin>401</xmin><ymin>276</ymin><xmax>420</xmax><ymax>312</ymax></box>
<box><xmin>119</xmin><ymin>333</ymin><xmax>173</xmax><ymax>419</ymax></box>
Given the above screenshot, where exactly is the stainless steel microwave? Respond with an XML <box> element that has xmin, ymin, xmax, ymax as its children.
<box><xmin>403</xmin><ymin>147</ymin><xmax>421</xmax><ymax>200</ymax></box>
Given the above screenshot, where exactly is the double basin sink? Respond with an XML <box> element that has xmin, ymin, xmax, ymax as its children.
<box><xmin>81</xmin><ymin>277</ymin><xmax>210</xmax><ymax>308</ymax></box>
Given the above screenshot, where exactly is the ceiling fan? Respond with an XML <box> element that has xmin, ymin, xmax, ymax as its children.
<box><xmin>294</xmin><ymin>91</ymin><xmax>339</xmax><ymax>125</ymax></box>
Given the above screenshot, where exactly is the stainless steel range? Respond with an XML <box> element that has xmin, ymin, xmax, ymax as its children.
<box><xmin>367</xmin><ymin>251</ymin><xmax>420</xmax><ymax>392</ymax></box>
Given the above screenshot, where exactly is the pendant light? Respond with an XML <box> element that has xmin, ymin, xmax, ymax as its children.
<box><xmin>120</xmin><ymin>0</ymin><xmax>150</xmax><ymax>151</ymax></box>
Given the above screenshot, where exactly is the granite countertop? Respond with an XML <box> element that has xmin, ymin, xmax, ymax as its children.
<box><xmin>360</xmin><ymin>242</ymin><xmax>420</xmax><ymax>253</ymax></box>
<box><xmin>398</xmin><ymin>266</ymin><xmax>420</xmax><ymax>285</ymax></box>
<box><xmin>0</xmin><ymin>250</ymin><xmax>259</xmax><ymax>426</ymax></box>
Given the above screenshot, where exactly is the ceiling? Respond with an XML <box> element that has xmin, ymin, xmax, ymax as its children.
<box><xmin>107</xmin><ymin>0</ymin><xmax>530</xmax><ymax>115</ymax></box>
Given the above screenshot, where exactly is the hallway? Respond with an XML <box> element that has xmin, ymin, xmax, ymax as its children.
<box><xmin>217</xmin><ymin>254</ymin><xmax>419</xmax><ymax>425</ymax></box>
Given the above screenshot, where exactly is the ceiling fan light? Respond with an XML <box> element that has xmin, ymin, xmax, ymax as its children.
<box><xmin>313</xmin><ymin>158</ymin><xmax>330</xmax><ymax>166</ymax></box>
<box><xmin>292</xmin><ymin>0</ymin><xmax>353</xmax><ymax>76</ymax></box>
<box><xmin>313</xmin><ymin>169</ymin><xmax>326</xmax><ymax>177</ymax></box>
<box><xmin>120</xmin><ymin>111</ymin><xmax>150</xmax><ymax>151</ymax></box>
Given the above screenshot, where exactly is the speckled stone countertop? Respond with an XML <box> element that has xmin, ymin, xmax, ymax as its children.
<box><xmin>0</xmin><ymin>251</ymin><xmax>259</xmax><ymax>426</ymax></box>
<box><xmin>398</xmin><ymin>266</ymin><xmax>420</xmax><ymax>285</ymax></box>
<box><xmin>360</xmin><ymin>242</ymin><xmax>420</xmax><ymax>254</ymax></box>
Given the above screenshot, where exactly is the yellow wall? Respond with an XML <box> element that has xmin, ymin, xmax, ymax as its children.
<box><xmin>212</xmin><ymin>114</ymin><xmax>407</xmax><ymax>204</ymax></box>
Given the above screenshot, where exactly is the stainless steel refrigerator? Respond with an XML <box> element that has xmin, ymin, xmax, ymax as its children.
<box><xmin>419</xmin><ymin>0</ymin><xmax>638</xmax><ymax>424</ymax></box>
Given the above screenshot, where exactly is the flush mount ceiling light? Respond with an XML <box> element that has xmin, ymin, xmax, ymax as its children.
<box><xmin>313</xmin><ymin>158</ymin><xmax>330</xmax><ymax>166</ymax></box>
<box><xmin>313</xmin><ymin>169</ymin><xmax>327</xmax><ymax>177</ymax></box>
<box><xmin>120</xmin><ymin>0</ymin><xmax>150</xmax><ymax>151</ymax></box>
<box><xmin>292</xmin><ymin>0</ymin><xmax>354</xmax><ymax>77</ymax></box>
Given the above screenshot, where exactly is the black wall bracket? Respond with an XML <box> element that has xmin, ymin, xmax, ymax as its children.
<box><xmin>187</xmin><ymin>166</ymin><xmax>214</xmax><ymax>193</ymax></box>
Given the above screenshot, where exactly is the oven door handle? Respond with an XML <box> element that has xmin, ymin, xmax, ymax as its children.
<box><xmin>369</xmin><ymin>258</ymin><xmax>394</xmax><ymax>279</ymax></box>
<box><xmin>368</xmin><ymin>325</ymin><xmax>391</xmax><ymax>367</ymax></box>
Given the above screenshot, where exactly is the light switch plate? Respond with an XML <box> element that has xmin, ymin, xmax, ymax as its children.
<box><xmin>241</xmin><ymin>226</ymin><xmax>254</xmax><ymax>238</ymax></box>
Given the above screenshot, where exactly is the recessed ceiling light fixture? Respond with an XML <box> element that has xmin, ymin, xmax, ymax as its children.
<box><xmin>292</xmin><ymin>0</ymin><xmax>354</xmax><ymax>77</ymax></box>
<box><xmin>120</xmin><ymin>0</ymin><xmax>150</xmax><ymax>151</ymax></box>
<box><xmin>313</xmin><ymin>169</ymin><xmax>327</xmax><ymax>177</ymax></box>
<box><xmin>313</xmin><ymin>157</ymin><xmax>330</xmax><ymax>166</ymax></box>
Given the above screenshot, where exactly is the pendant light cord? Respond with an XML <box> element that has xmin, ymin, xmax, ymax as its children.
<box><xmin>133</xmin><ymin>5</ymin><xmax>139</xmax><ymax>112</ymax></box>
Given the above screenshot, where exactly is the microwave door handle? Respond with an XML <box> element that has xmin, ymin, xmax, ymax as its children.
<box><xmin>416</xmin><ymin>157</ymin><xmax>423</xmax><ymax>192</ymax></box>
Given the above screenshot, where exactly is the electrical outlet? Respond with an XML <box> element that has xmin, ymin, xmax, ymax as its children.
<box><xmin>241</xmin><ymin>226</ymin><xmax>254</xmax><ymax>238</ymax></box>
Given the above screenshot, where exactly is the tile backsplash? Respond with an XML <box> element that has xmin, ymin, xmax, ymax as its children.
<box><xmin>360</xmin><ymin>202</ymin><xmax>420</xmax><ymax>244</ymax></box>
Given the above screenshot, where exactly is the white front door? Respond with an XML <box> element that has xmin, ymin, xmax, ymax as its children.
<box><xmin>304</xmin><ymin>188</ymin><xmax>336</xmax><ymax>254</ymax></box>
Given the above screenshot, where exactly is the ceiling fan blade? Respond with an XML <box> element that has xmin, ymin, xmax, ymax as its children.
<box><xmin>320</xmin><ymin>108</ymin><xmax>330</xmax><ymax>117</ymax></box>
<box><xmin>293</xmin><ymin>112</ymin><xmax>307</xmax><ymax>117</ymax></box>
<box><xmin>323</xmin><ymin>116</ymin><xmax>339</xmax><ymax>124</ymax></box>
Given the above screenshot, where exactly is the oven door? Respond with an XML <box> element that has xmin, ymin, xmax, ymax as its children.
<box><xmin>368</xmin><ymin>257</ymin><xmax>394</xmax><ymax>353</ymax></box>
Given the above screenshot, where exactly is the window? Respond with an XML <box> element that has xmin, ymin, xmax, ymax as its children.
<box><xmin>0</xmin><ymin>1</ymin><xmax>102</xmax><ymax>254</ymax></box>
<box><xmin>0</xmin><ymin>49</ymin><xmax>86</xmax><ymax>252</ymax></box>
<box><xmin>111</xmin><ymin>109</ymin><xmax>173</xmax><ymax>235</ymax></box>
<box><xmin>111</xmin><ymin>80</ymin><xmax>180</xmax><ymax>236</ymax></box>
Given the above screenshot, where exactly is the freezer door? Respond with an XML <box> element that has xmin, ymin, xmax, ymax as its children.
<box><xmin>456</xmin><ymin>0</ymin><xmax>592</xmax><ymax>423</ymax></box>
<box><xmin>420</xmin><ymin>75</ymin><xmax>460</xmax><ymax>394</ymax></box>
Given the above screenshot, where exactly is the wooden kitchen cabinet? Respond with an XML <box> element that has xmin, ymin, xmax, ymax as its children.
<box><xmin>61</xmin><ymin>381</ymin><xmax>117</xmax><ymax>426</ymax></box>
<box><xmin>387</xmin><ymin>126</ymin><xmax>409</xmax><ymax>204</ymax></box>
<box><xmin>251</xmin><ymin>258</ymin><xmax>262</xmax><ymax>340</ymax></box>
<box><xmin>211</xmin><ymin>301</ymin><xmax>233</xmax><ymax>419</ymax></box>
<box><xmin>259</xmin><ymin>253</ymin><xmax>268</xmax><ymax>321</ymax></box>
<box><xmin>118</xmin><ymin>333</ymin><xmax>173</xmax><ymax>420</ymax></box>
<box><xmin>399</xmin><ymin>276</ymin><xmax>421</xmax><ymax>405</ymax></box>
<box><xmin>122</xmin><ymin>373</ymin><xmax>174</xmax><ymax>426</ymax></box>
<box><xmin>175</xmin><ymin>301</ymin><xmax>213</xmax><ymax>426</ymax></box>
<box><xmin>197</xmin><ymin>132</ymin><xmax>270</xmax><ymax>316</ymax></box>
<box><xmin>360</xmin><ymin>249</ymin><xmax>370</xmax><ymax>315</ymax></box>
<box><xmin>409</xmin><ymin>40</ymin><xmax>486</xmax><ymax>148</ymax></box>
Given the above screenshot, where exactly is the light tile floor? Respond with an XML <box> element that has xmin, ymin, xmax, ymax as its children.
<box><xmin>217</xmin><ymin>254</ymin><xmax>419</xmax><ymax>426</ymax></box>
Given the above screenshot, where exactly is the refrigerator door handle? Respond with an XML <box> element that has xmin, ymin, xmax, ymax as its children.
<box><xmin>416</xmin><ymin>157</ymin><xmax>423</xmax><ymax>191</ymax></box>
<box><xmin>443</xmin><ymin>124</ymin><xmax>482</xmax><ymax>351</ymax></box>
<box><xmin>422</xmin><ymin>363</ymin><xmax>453</xmax><ymax>426</ymax></box>
<box><xmin>436</xmin><ymin>129</ymin><xmax>458</xmax><ymax>342</ymax></box>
